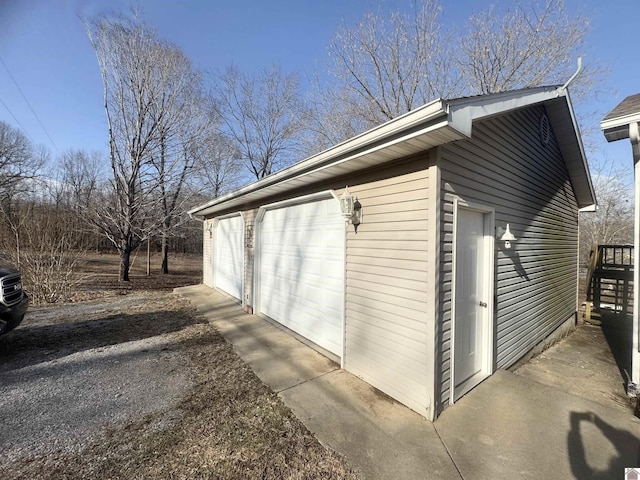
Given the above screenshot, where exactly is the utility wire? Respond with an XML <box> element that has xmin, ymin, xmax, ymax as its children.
<box><xmin>0</xmin><ymin>54</ymin><xmax>59</xmax><ymax>152</ymax></box>
<box><xmin>0</xmin><ymin>94</ymin><xmax>37</xmax><ymax>144</ymax></box>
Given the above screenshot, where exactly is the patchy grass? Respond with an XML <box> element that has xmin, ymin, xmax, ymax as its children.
<box><xmin>1</xmin><ymin>256</ymin><xmax>361</xmax><ymax>479</ymax></box>
<box><xmin>71</xmin><ymin>252</ymin><xmax>203</xmax><ymax>298</ymax></box>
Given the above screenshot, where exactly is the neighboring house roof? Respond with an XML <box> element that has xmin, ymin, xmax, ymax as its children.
<box><xmin>190</xmin><ymin>86</ymin><xmax>595</xmax><ymax>219</ymax></box>
<box><xmin>601</xmin><ymin>93</ymin><xmax>640</xmax><ymax>142</ymax></box>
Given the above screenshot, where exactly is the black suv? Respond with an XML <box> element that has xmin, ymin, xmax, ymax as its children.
<box><xmin>0</xmin><ymin>268</ymin><xmax>28</xmax><ymax>335</ymax></box>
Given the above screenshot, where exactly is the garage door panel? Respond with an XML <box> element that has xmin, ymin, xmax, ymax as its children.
<box><xmin>214</xmin><ymin>215</ymin><xmax>243</xmax><ymax>300</ymax></box>
<box><xmin>258</xmin><ymin>197</ymin><xmax>344</xmax><ymax>357</ymax></box>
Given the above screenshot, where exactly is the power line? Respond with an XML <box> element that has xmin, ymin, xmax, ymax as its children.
<box><xmin>0</xmin><ymin>54</ymin><xmax>59</xmax><ymax>153</ymax></box>
<box><xmin>0</xmin><ymin>94</ymin><xmax>37</xmax><ymax>144</ymax></box>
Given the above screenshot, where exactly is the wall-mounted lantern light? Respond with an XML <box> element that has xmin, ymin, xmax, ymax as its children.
<box><xmin>340</xmin><ymin>187</ymin><xmax>354</xmax><ymax>220</ymax></box>
<box><xmin>207</xmin><ymin>222</ymin><xmax>214</xmax><ymax>239</ymax></box>
<box><xmin>497</xmin><ymin>223</ymin><xmax>517</xmax><ymax>249</ymax></box>
<box><xmin>339</xmin><ymin>186</ymin><xmax>363</xmax><ymax>233</ymax></box>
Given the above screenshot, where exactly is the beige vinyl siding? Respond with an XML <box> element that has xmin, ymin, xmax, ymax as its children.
<box><xmin>203</xmin><ymin>218</ymin><xmax>214</xmax><ymax>287</ymax></box>
<box><xmin>344</xmin><ymin>159</ymin><xmax>431</xmax><ymax>414</ymax></box>
<box><xmin>437</xmin><ymin>105</ymin><xmax>578</xmax><ymax>410</ymax></box>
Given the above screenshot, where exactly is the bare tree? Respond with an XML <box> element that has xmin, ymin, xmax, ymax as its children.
<box><xmin>0</xmin><ymin>134</ymin><xmax>87</xmax><ymax>303</ymax></box>
<box><xmin>194</xmin><ymin>129</ymin><xmax>243</xmax><ymax>198</ymax></box>
<box><xmin>319</xmin><ymin>0</ymin><xmax>596</xmax><ymax>145</ymax></box>
<box><xmin>84</xmin><ymin>15</ymin><xmax>204</xmax><ymax>281</ymax></box>
<box><xmin>147</xmin><ymin>47</ymin><xmax>207</xmax><ymax>275</ymax></box>
<box><xmin>326</xmin><ymin>0</ymin><xmax>457</xmax><ymax>128</ymax></box>
<box><xmin>457</xmin><ymin>0</ymin><xmax>591</xmax><ymax>96</ymax></box>
<box><xmin>59</xmin><ymin>149</ymin><xmax>103</xmax><ymax>212</ymax></box>
<box><xmin>579</xmin><ymin>160</ymin><xmax>634</xmax><ymax>267</ymax></box>
<box><xmin>55</xmin><ymin>149</ymin><xmax>104</xmax><ymax>250</ymax></box>
<box><xmin>0</xmin><ymin>121</ymin><xmax>46</xmax><ymax>197</ymax></box>
<box><xmin>2</xmin><ymin>197</ymin><xmax>83</xmax><ymax>304</ymax></box>
<box><xmin>0</xmin><ymin>122</ymin><xmax>48</xmax><ymax>266</ymax></box>
<box><xmin>215</xmin><ymin>64</ymin><xmax>308</xmax><ymax>180</ymax></box>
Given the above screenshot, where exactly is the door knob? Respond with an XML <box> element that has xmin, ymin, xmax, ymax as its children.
<box><xmin>479</xmin><ymin>301</ymin><xmax>488</xmax><ymax>308</ymax></box>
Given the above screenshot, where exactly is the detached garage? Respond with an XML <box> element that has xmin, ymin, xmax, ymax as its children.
<box><xmin>256</xmin><ymin>196</ymin><xmax>345</xmax><ymax>359</ymax></box>
<box><xmin>190</xmin><ymin>86</ymin><xmax>595</xmax><ymax>420</ymax></box>
<box><xmin>206</xmin><ymin>214</ymin><xmax>244</xmax><ymax>301</ymax></box>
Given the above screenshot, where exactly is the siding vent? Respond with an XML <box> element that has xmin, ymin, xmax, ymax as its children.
<box><xmin>539</xmin><ymin>113</ymin><xmax>551</xmax><ymax>146</ymax></box>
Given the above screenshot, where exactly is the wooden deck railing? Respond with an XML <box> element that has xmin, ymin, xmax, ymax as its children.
<box><xmin>585</xmin><ymin>244</ymin><xmax>634</xmax><ymax>320</ymax></box>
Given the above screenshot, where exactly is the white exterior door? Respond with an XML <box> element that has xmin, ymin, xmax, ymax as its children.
<box><xmin>214</xmin><ymin>215</ymin><xmax>244</xmax><ymax>300</ymax></box>
<box><xmin>257</xmin><ymin>197</ymin><xmax>345</xmax><ymax>357</ymax></box>
<box><xmin>453</xmin><ymin>207</ymin><xmax>493</xmax><ymax>400</ymax></box>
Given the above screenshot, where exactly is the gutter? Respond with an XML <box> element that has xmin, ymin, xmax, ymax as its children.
<box><xmin>188</xmin><ymin>99</ymin><xmax>449</xmax><ymax>220</ymax></box>
<box><xmin>190</xmin><ymin>84</ymin><xmax>595</xmax><ymax>218</ymax></box>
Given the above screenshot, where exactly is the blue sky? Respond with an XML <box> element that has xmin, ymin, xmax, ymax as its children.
<box><xmin>0</xmin><ymin>0</ymin><xmax>638</xmax><ymax>173</ymax></box>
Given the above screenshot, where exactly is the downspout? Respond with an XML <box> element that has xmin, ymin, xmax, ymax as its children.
<box><xmin>630</xmin><ymin>121</ymin><xmax>640</xmax><ymax>395</ymax></box>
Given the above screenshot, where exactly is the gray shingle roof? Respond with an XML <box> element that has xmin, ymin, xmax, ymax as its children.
<box><xmin>603</xmin><ymin>93</ymin><xmax>640</xmax><ymax>122</ymax></box>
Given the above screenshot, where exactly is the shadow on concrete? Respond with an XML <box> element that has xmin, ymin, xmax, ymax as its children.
<box><xmin>568</xmin><ymin>411</ymin><xmax>640</xmax><ymax>479</ymax></box>
<box><xmin>599</xmin><ymin>310</ymin><xmax>633</xmax><ymax>391</ymax></box>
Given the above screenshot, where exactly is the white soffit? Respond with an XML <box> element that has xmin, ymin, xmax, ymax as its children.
<box><xmin>601</xmin><ymin>114</ymin><xmax>640</xmax><ymax>142</ymax></box>
<box><xmin>190</xmin><ymin>86</ymin><xmax>595</xmax><ymax>218</ymax></box>
<box><xmin>601</xmin><ymin>93</ymin><xmax>640</xmax><ymax>142</ymax></box>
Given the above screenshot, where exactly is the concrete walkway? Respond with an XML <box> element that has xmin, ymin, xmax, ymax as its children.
<box><xmin>175</xmin><ymin>285</ymin><xmax>640</xmax><ymax>479</ymax></box>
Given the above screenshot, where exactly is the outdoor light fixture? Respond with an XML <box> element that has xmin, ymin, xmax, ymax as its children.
<box><xmin>340</xmin><ymin>187</ymin><xmax>354</xmax><ymax>220</ymax></box>
<box><xmin>498</xmin><ymin>223</ymin><xmax>517</xmax><ymax>249</ymax></box>
<box><xmin>339</xmin><ymin>186</ymin><xmax>363</xmax><ymax>233</ymax></box>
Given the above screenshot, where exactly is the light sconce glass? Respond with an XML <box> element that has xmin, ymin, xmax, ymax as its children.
<box><xmin>339</xmin><ymin>186</ymin><xmax>363</xmax><ymax>233</ymax></box>
<box><xmin>497</xmin><ymin>223</ymin><xmax>517</xmax><ymax>249</ymax></box>
<box><xmin>340</xmin><ymin>187</ymin><xmax>354</xmax><ymax>220</ymax></box>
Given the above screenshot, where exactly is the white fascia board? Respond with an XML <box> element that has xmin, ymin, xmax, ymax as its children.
<box><xmin>189</xmin><ymin>86</ymin><xmax>593</xmax><ymax>219</ymax></box>
<box><xmin>601</xmin><ymin>115</ymin><xmax>640</xmax><ymax>143</ymax></box>
<box><xmin>445</xmin><ymin>86</ymin><xmax>596</xmax><ymax>209</ymax></box>
<box><xmin>446</xmin><ymin>86</ymin><xmax>560</xmax><ymax>133</ymax></box>
<box><xmin>579</xmin><ymin>204</ymin><xmax>597</xmax><ymax>212</ymax></box>
<box><xmin>189</xmin><ymin>99</ymin><xmax>448</xmax><ymax>219</ymax></box>
<box><xmin>601</xmin><ymin>113</ymin><xmax>640</xmax><ymax>142</ymax></box>
<box><xmin>557</xmin><ymin>88</ymin><xmax>596</xmax><ymax>207</ymax></box>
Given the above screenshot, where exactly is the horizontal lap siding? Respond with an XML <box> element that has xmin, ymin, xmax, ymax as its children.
<box><xmin>345</xmin><ymin>164</ymin><xmax>430</xmax><ymax>414</ymax></box>
<box><xmin>437</xmin><ymin>105</ymin><xmax>578</xmax><ymax>409</ymax></box>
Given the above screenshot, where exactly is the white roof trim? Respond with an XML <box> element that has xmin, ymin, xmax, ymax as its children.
<box><xmin>190</xmin><ymin>86</ymin><xmax>595</xmax><ymax>219</ymax></box>
<box><xmin>601</xmin><ymin>113</ymin><xmax>640</xmax><ymax>142</ymax></box>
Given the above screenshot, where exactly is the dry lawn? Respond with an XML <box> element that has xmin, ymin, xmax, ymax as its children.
<box><xmin>0</xmin><ymin>253</ymin><xmax>361</xmax><ymax>479</ymax></box>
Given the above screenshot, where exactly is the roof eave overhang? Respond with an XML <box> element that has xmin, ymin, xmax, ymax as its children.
<box><xmin>545</xmin><ymin>90</ymin><xmax>596</xmax><ymax>209</ymax></box>
<box><xmin>601</xmin><ymin>113</ymin><xmax>640</xmax><ymax>142</ymax></box>
<box><xmin>189</xmin><ymin>98</ymin><xmax>457</xmax><ymax>219</ymax></box>
<box><xmin>190</xmin><ymin>86</ymin><xmax>596</xmax><ymax>218</ymax></box>
<box><xmin>448</xmin><ymin>87</ymin><xmax>595</xmax><ymax>209</ymax></box>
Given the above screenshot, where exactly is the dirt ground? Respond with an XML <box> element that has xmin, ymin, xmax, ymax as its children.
<box><xmin>514</xmin><ymin>312</ymin><xmax>636</xmax><ymax>415</ymax></box>
<box><xmin>0</xmin><ymin>253</ymin><xmax>360</xmax><ymax>479</ymax></box>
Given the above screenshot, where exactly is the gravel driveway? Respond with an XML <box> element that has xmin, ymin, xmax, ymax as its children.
<box><xmin>0</xmin><ymin>290</ymin><xmax>360</xmax><ymax>479</ymax></box>
<box><xmin>0</xmin><ymin>292</ymin><xmax>200</xmax><ymax>464</ymax></box>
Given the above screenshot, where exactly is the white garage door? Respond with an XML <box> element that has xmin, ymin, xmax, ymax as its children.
<box><xmin>214</xmin><ymin>215</ymin><xmax>244</xmax><ymax>300</ymax></box>
<box><xmin>258</xmin><ymin>197</ymin><xmax>345</xmax><ymax>357</ymax></box>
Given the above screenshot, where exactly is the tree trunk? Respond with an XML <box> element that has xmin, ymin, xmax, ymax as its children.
<box><xmin>119</xmin><ymin>247</ymin><xmax>131</xmax><ymax>281</ymax></box>
<box><xmin>147</xmin><ymin>238</ymin><xmax>151</xmax><ymax>276</ymax></box>
<box><xmin>161</xmin><ymin>231</ymin><xmax>169</xmax><ymax>275</ymax></box>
